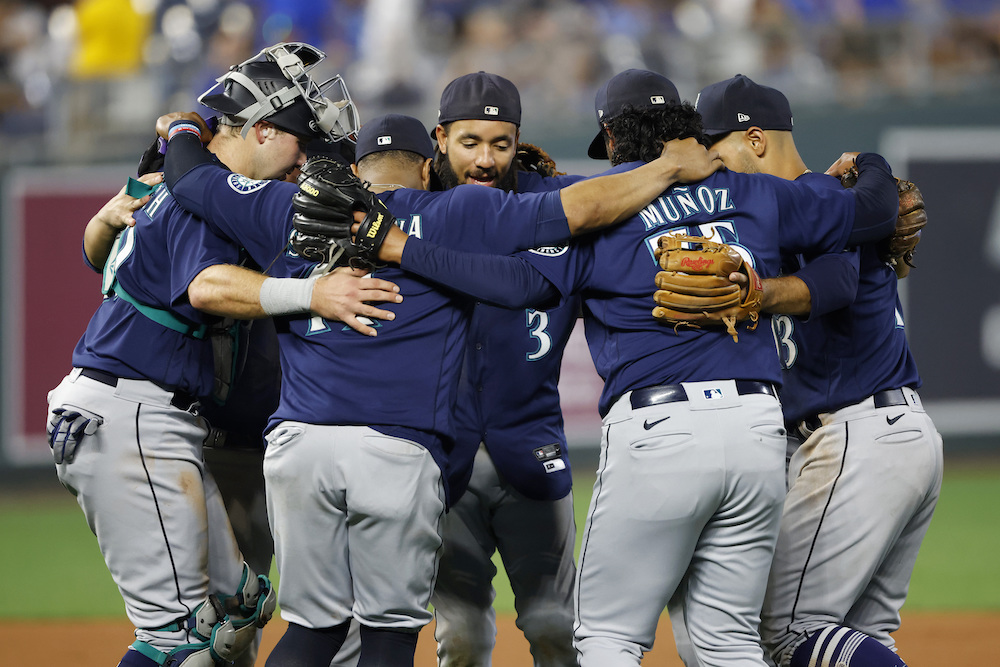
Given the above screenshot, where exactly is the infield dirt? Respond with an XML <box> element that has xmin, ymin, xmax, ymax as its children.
<box><xmin>3</xmin><ymin>611</ymin><xmax>996</xmax><ymax>665</ymax></box>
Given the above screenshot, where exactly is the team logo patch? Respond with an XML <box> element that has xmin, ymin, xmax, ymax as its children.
<box><xmin>377</xmin><ymin>135</ymin><xmax>392</xmax><ymax>145</ymax></box>
<box><xmin>484</xmin><ymin>105</ymin><xmax>499</xmax><ymax>115</ymax></box>
<box><xmin>737</xmin><ymin>112</ymin><xmax>751</xmax><ymax>122</ymax></box>
<box><xmin>528</xmin><ymin>245</ymin><xmax>568</xmax><ymax>257</ymax></box>
<box><xmin>650</xmin><ymin>95</ymin><xmax>665</xmax><ymax>105</ymax></box>
<box><xmin>227</xmin><ymin>173</ymin><xmax>268</xmax><ymax>194</ymax></box>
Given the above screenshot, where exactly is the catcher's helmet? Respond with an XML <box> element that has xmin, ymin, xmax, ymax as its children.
<box><xmin>199</xmin><ymin>42</ymin><xmax>359</xmax><ymax>143</ymax></box>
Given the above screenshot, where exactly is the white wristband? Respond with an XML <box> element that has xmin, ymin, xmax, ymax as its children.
<box><xmin>259</xmin><ymin>276</ymin><xmax>318</xmax><ymax>316</ymax></box>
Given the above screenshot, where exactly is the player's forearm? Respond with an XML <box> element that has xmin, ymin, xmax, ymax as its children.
<box><xmin>790</xmin><ymin>252</ymin><xmax>860</xmax><ymax>317</ymax></box>
<box><xmin>83</xmin><ymin>219</ymin><xmax>121</xmax><ymax>271</ymax></box>
<box><xmin>401</xmin><ymin>238</ymin><xmax>559</xmax><ymax>308</ymax></box>
<box><xmin>760</xmin><ymin>276</ymin><xmax>812</xmax><ymax>316</ymax></box>
<box><xmin>164</xmin><ymin>125</ymin><xmax>217</xmax><ymax>219</ymax></box>
<box><xmin>561</xmin><ymin>154</ymin><xmax>681</xmax><ymax>236</ymax></box>
<box><xmin>188</xmin><ymin>264</ymin><xmax>270</xmax><ymax>319</ymax></box>
<box><xmin>846</xmin><ymin>153</ymin><xmax>898</xmax><ymax>245</ymax></box>
<box><xmin>561</xmin><ymin>137</ymin><xmax>720</xmax><ymax>236</ymax></box>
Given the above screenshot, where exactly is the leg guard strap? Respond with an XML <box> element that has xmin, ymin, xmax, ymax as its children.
<box><xmin>130</xmin><ymin>640</ymin><xmax>215</xmax><ymax>667</ymax></box>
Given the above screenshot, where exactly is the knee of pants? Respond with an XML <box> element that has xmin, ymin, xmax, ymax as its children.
<box><xmin>573</xmin><ymin>635</ymin><xmax>643</xmax><ymax>667</ymax></box>
<box><xmin>436</xmin><ymin>632</ymin><xmax>495</xmax><ymax>667</ymax></box>
<box><xmin>518</xmin><ymin>606</ymin><xmax>575</xmax><ymax>658</ymax></box>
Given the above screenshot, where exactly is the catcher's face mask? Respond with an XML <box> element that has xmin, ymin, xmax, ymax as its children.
<box><xmin>199</xmin><ymin>42</ymin><xmax>360</xmax><ymax>143</ymax></box>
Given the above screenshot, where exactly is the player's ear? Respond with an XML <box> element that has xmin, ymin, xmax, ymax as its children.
<box><xmin>350</xmin><ymin>163</ymin><xmax>360</xmax><ymax>177</ymax></box>
<box><xmin>747</xmin><ymin>127</ymin><xmax>766</xmax><ymax>157</ymax></box>
<box><xmin>435</xmin><ymin>125</ymin><xmax>448</xmax><ymax>153</ymax></box>
<box><xmin>420</xmin><ymin>158</ymin><xmax>433</xmax><ymax>191</ymax></box>
<box><xmin>254</xmin><ymin>122</ymin><xmax>275</xmax><ymax>144</ymax></box>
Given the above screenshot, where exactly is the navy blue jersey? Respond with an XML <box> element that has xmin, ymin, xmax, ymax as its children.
<box><xmin>166</xmin><ymin>150</ymin><xmax>571</xmax><ymax>491</ymax></box>
<box><xmin>72</xmin><ymin>183</ymin><xmax>241</xmax><ymax>396</ymax></box>
<box><xmin>451</xmin><ymin>170</ymin><xmax>587</xmax><ymax>502</ymax></box>
<box><xmin>521</xmin><ymin>162</ymin><xmax>879</xmax><ymax>417</ymax></box>
<box><xmin>776</xmin><ymin>174</ymin><xmax>921</xmax><ymax>422</ymax></box>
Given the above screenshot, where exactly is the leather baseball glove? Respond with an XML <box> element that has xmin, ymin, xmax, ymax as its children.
<box><xmin>516</xmin><ymin>142</ymin><xmax>564</xmax><ymax>177</ymax></box>
<box><xmin>289</xmin><ymin>157</ymin><xmax>395</xmax><ymax>268</ymax></box>
<box><xmin>841</xmin><ymin>166</ymin><xmax>927</xmax><ymax>278</ymax></box>
<box><xmin>653</xmin><ymin>234</ymin><xmax>763</xmax><ymax>342</ymax></box>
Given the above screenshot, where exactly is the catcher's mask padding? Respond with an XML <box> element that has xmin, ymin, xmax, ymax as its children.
<box><xmin>199</xmin><ymin>42</ymin><xmax>359</xmax><ymax>143</ymax></box>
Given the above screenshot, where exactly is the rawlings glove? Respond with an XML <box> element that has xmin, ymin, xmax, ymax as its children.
<box><xmin>840</xmin><ymin>167</ymin><xmax>927</xmax><ymax>278</ymax></box>
<box><xmin>652</xmin><ymin>234</ymin><xmax>763</xmax><ymax>342</ymax></box>
<box><xmin>47</xmin><ymin>406</ymin><xmax>103</xmax><ymax>464</ymax></box>
<box><xmin>289</xmin><ymin>157</ymin><xmax>395</xmax><ymax>268</ymax></box>
<box><xmin>516</xmin><ymin>142</ymin><xmax>563</xmax><ymax>177</ymax></box>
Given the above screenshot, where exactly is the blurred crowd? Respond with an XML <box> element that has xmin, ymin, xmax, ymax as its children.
<box><xmin>1</xmin><ymin>0</ymin><xmax>998</xmax><ymax>164</ymax></box>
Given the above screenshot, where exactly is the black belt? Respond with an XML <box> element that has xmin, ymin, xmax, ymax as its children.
<box><xmin>630</xmin><ymin>380</ymin><xmax>776</xmax><ymax>410</ymax></box>
<box><xmin>79</xmin><ymin>368</ymin><xmax>199</xmax><ymax>412</ymax></box>
<box><xmin>873</xmin><ymin>387</ymin><xmax>908</xmax><ymax>408</ymax></box>
<box><xmin>791</xmin><ymin>387</ymin><xmax>911</xmax><ymax>436</ymax></box>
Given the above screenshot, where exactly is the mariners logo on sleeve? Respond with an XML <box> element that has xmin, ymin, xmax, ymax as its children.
<box><xmin>227</xmin><ymin>174</ymin><xmax>269</xmax><ymax>194</ymax></box>
<box><xmin>529</xmin><ymin>245</ymin><xmax>568</xmax><ymax>257</ymax></box>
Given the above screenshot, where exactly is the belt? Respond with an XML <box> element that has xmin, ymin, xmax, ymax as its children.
<box><xmin>630</xmin><ymin>380</ymin><xmax>776</xmax><ymax>410</ymax></box>
<box><xmin>79</xmin><ymin>368</ymin><xmax>200</xmax><ymax>412</ymax></box>
<box><xmin>873</xmin><ymin>387</ymin><xmax>907</xmax><ymax>408</ymax></box>
<box><xmin>792</xmin><ymin>387</ymin><xmax>912</xmax><ymax>436</ymax></box>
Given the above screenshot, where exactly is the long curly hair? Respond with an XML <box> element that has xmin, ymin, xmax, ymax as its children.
<box><xmin>603</xmin><ymin>103</ymin><xmax>709</xmax><ymax>166</ymax></box>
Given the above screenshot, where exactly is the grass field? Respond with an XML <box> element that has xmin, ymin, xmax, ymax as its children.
<box><xmin>3</xmin><ymin>457</ymin><xmax>998</xmax><ymax>620</ymax></box>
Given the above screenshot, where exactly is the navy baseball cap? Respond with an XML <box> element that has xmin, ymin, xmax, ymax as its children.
<box><xmin>435</xmin><ymin>71</ymin><xmax>521</xmax><ymax>130</ymax></box>
<box><xmin>355</xmin><ymin>114</ymin><xmax>435</xmax><ymax>162</ymax></box>
<box><xmin>588</xmin><ymin>69</ymin><xmax>681</xmax><ymax>159</ymax></box>
<box><xmin>695</xmin><ymin>74</ymin><xmax>793</xmax><ymax>137</ymax></box>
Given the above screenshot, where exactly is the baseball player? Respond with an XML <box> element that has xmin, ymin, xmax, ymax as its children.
<box><xmin>428</xmin><ymin>71</ymin><xmax>584</xmax><ymax>667</ymax></box>
<box><xmin>48</xmin><ymin>42</ymin><xmax>382</xmax><ymax>667</ymax></box>
<box><xmin>159</xmin><ymin>107</ymin><xmax>720</xmax><ymax>666</ymax></box>
<box><xmin>377</xmin><ymin>70</ymin><xmax>900</xmax><ymax>667</ymax></box>
<box><xmin>693</xmin><ymin>74</ymin><xmax>943</xmax><ymax>667</ymax></box>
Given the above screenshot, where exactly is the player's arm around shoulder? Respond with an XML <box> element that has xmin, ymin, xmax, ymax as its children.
<box><xmin>560</xmin><ymin>137</ymin><xmax>723</xmax><ymax>235</ymax></box>
<box><xmin>187</xmin><ymin>263</ymin><xmax>402</xmax><ymax>337</ymax></box>
<box><xmin>741</xmin><ymin>250</ymin><xmax>860</xmax><ymax>318</ymax></box>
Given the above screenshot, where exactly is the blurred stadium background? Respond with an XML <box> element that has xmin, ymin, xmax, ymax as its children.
<box><xmin>2</xmin><ymin>0</ymin><xmax>1000</xmax><ymax>474</ymax></box>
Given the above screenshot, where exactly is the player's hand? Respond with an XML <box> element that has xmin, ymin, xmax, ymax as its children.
<box><xmin>155</xmin><ymin>112</ymin><xmax>213</xmax><ymax>142</ymax></box>
<box><xmin>350</xmin><ymin>216</ymin><xmax>408</xmax><ymax>264</ymax></box>
<box><xmin>47</xmin><ymin>405</ymin><xmax>103</xmax><ymax>464</ymax></box>
<box><xmin>94</xmin><ymin>173</ymin><xmax>163</xmax><ymax>231</ymax></box>
<box><xmin>824</xmin><ymin>152</ymin><xmax>861</xmax><ymax>178</ymax></box>
<box><xmin>310</xmin><ymin>266</ymin><xmax>403</xmax><ymax>337</ymax></box>
<box><xmin>660</xmin><ymin>137</ymin><xmax>724</xmax><ymax>183</ymax></box>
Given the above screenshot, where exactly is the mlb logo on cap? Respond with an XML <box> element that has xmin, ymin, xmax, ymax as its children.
<box><xmin>435</xmin><ymin>72</ymin><xmax>522</xmax><ymax>127</ymax></box>
<box><xmin>587</xmin><ymin>69</ymin><xmax>681</xmax><ymax>159</ymax></box>
<box><xmin>354</xmin><ymin>113</ymin><xmax>435</xmax><ymax>162</ymax></box>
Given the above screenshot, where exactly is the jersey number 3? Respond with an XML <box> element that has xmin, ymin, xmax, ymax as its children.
<box><xmin>526</xmin><ymin>309</ymin><xmax>551</xmax><ymax>361</ymax></box>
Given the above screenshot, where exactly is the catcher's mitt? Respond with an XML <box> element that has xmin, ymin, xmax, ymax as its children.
<box><xmin>516</xmin><ymin>142</ymin><xmax>564</xmax><ymax>177</ymax></box>
<box><xmin>840</xmin><ymin>166</ymin><xmax>927</xmax><ymax>278</ymax></box>
<box><xmin>289</xmin><ymin>157</ymin><xmax>395</xmax><ymax>268</ymax></box>
<box><xmin>652</xmin><ymin>234</ymin><xmax>763</xmax><ymax>342</ymax></box>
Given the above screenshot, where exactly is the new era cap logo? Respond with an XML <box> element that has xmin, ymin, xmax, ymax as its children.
<box><xmin>650</xmin><ymin>95</ymin><xmax>665</xmax><ymax>104</ymax></box>
<box><xmin>738</xmin><ymin>113</ymin><xmax>751</xmax><ymax>122</ymax></box>
<box><xmin>377</xmin><ymin>135</ymin><xmax>392</xmax><ymax>146</ymax></box>
<box><xmin>484</xmin><ymin>106</ymin><xmax>499</xmax><ymax>115</ymax></box>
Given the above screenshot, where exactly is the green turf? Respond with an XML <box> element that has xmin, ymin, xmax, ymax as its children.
<box><xmin>3</xmin><ymin>464</ymin><xmax>998</xmax><ymax>619</ymax></box>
